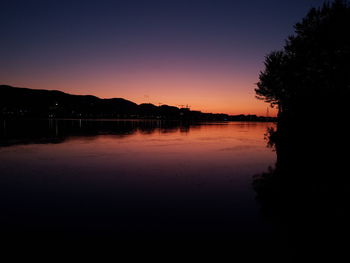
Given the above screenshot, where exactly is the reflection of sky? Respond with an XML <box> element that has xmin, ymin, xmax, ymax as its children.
<box><xmin>0</xmin><ymin>121</ymin><xmax>276</xmax><ymax>236</ymax></box>
<box><xmin>1</xmin><ymin>0</ymin><xmax>327</xmax><ymax>115</ymax></box>
<box><xmin>0</xmin><ymin>122</ymin><xmax>276</xmax><ymax>172</ymax></box>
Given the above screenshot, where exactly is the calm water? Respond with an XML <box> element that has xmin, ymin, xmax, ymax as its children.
<box><xmin>0</xmin><ymin>119</ymin><xmax>276</xmax><ymax>241</ymax></box>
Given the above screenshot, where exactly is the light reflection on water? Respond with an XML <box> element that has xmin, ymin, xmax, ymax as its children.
<box><xmin>0</xmin><ymin>119</ymin><xmax>276</xmax><ymax>241</ymax></box>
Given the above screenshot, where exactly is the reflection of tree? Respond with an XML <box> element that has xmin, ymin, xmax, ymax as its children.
<box><xmin>254</xmin><ymin>123</ymin><xmax>350</xmax><ymax>260</ymax></box>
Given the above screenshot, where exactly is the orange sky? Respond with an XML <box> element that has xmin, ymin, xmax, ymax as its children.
<box><xmin>2</xmin><ymin>65</ymin><xmax>278</xmax><ymax>116</ymax></box>
<box><xmin>1</xmin><ymin>1</ymin><xmax>327</xmax><ymax>117</ymax></box>
<box><xmin>2</xmin><ymin>0</ymin><xmax>317</xmax><ymax>118</ymax></box>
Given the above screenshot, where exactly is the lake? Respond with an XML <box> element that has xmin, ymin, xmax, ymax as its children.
<box><xmin>0</xmin><ymin>119</ymin><xmax>276</xmax><ymax>242</ymax></box>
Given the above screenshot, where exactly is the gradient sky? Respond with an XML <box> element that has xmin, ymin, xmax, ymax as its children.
<box><xmin>1</xmin><ymin>0</ymin><xmax>328</xmax><ymax>116</ymax></box>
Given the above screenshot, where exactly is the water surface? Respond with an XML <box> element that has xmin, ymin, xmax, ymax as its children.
<box><xmin>0</xmin><ymin>120</ymin><xmax>276</xmax><ymax>241</ymax></box>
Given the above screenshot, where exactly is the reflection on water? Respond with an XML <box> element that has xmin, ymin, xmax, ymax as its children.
<box><xmin>0</xmin><ymin>119</ymin><xmax>276</xmax><ymax>243</ymax></box>
<box><xmin>253</xmin><ymin>122</ymin><xmax>350</xmax><ymax>260</ymax></box>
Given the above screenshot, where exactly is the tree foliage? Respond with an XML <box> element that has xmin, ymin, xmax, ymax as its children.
<box><xmin>256</xmin><ymin>0</ymin><xmax>350</xmax><ymax>120</ymax></box>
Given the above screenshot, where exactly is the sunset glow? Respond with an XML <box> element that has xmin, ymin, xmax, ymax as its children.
<box><xmin>0</xmin><ymin>0</ymin><xmax>327</xmax><ymax>116</ymax></box>
<box><xmin>2</xmin><ymin>0</ymin><xmax>347</xmax><ymax>253</ymax></box>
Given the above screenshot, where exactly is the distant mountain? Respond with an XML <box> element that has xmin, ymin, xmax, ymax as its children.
<box><xmin>0</xmin><ymin>85</ymin><xmax>138</xmax><ymax>118</ymax></box>
<box><xmin>0</xmin><ymin>85</ymin><xmax>275</xmax><ymax>121</ymax></box>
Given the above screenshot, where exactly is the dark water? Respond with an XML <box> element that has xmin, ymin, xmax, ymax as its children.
<box><xmin>0</xmin><ymin>119</ymin><xmax>276</xmax><ymax>243</ymax></box>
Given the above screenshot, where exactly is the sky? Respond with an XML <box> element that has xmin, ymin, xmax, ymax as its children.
<box><xmin>0</xmin><ymin>0</ymin><xmax>328</xmax><ymax>116</ymax></box>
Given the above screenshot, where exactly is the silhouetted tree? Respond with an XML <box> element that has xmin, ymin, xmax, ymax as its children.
<box><xmin>256</xmin><ymin>0</ymin><xmax>350</xmax><ymax>123</ymax></box>
<box><xmin>254</xmin><ymin>2</ymin><xmax>350</xmax><ymax>260</ymax></box>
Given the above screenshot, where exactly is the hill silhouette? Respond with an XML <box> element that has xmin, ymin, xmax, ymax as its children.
<box><xmin>0</xmin><ymin>85</ymin><xmax>274</xmax><ymax>121</ymax></box>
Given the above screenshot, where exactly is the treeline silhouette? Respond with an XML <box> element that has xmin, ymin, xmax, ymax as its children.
<box><xmin>254</xmin><ymin>1</ymin><xmax>350</xmax><ymax>260</ymax></box>
<box><xmin>255</xmin><ymin>0</ymin><xmax>350</xmax><ymax>126</ymax></box>
<box><xmin>0</xmin><ymin>85</ymin><xmax>274</xmax><ymax>122</ymax></box>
